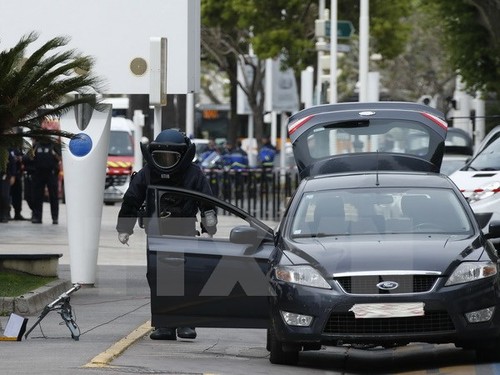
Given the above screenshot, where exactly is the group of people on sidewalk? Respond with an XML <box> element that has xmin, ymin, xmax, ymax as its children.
<box><xmin>0</xmin><ymin>121</ymin><xmax>62</xmax><ymax>224</ymax></box>
<box><xmin>198</xmin><ymin>136</ymin><xmax>277</xmax><ymax>170</ymax></box>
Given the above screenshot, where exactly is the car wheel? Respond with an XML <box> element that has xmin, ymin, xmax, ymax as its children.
<box><xmin>268</xmin><ymin>326</ymin><xmax>299</xmax><ymax>365</ymax></box>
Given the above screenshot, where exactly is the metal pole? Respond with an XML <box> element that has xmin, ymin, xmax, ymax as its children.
<box><xmin>474</xmin><ymin>91</ymin><xmax>485</xmax><ymax>148</ymax></box>
<box><xmin>186</xmin><ymin>92</ymin><xmax>194</xmax><ymax>138</ymax></box>
<box><xmin>329</xmin><ymin>0</ymin><xmax>338</xmax><ymax>103</ymax></box>
<box><xmin>359</xmin><ymin>0</ymin><xmax>369</xmax><ymax>102</ymax></box>
<box><xmin>316</xmin><ymin>0</ymin><xmax>326</xmax><ymax>105</ymax></box>
<box><xmin>133</xmin><ymin>109</ymin><xmax>145</xmax><ymax>170</ymax></box>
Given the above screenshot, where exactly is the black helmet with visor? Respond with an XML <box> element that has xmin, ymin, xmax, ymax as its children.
<box><xmin>145</xmin><ymin>129</ymin><xmax>195</xmax><ymax>174</ymax></box>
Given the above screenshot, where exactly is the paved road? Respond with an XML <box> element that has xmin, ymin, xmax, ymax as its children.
<box><xmin>1</xmin><ymin>202</ymin><xmax>500</xmax><ymax>374</ymax></box>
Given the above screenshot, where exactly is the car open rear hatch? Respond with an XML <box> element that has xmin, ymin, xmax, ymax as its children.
<box><xmin>287</xmin><ymin>102</ymin><xmax>448</xmax><ymax>178</ymax></box>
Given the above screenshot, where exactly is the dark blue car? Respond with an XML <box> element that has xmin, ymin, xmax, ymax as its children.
<box><xmin>146</xmin><ymin>102</ymin><xmax>500</xmax><ymax>365</ymax></box>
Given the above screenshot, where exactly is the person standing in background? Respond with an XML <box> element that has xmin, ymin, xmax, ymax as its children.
<box><xmin>30</xmin><ymin>119</ymin><xmax>62</xmax><ymax>224</ymax></box>
<box><xmin>9</xmin><ymin>147</ymin><xmax>27</xmax><ymax>220</ymax></box>
<box><xmin>258</xmin><ymin>137</ymin><xmax>277</xmax><ymax>169</ymax></box>
<box><xmin>0</xmin><ymin>150</ymin><xmax>17</xmax><ymax>223</ymax></box>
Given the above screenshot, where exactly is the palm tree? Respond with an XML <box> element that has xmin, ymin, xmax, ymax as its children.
<box><xmin>0</xmin><ymin>31</ymin><xmax>103</xmax><ymax>168</ymax></box>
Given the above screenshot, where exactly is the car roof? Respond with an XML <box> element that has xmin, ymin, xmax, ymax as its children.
<box><xmin>288</xmin><ymin>102</ymin><xmax>448</xmax><ymax>178</ymax></box>
<box><xmin>301</xmin><ymin>170</ymin><xmax>455</xmax><ymax>192</ymax></box>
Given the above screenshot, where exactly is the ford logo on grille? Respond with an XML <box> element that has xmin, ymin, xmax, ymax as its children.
<box><xmin>377</xmin><ymin>281</ymin><xmax>399</xmax><ymax>290</ymax></box>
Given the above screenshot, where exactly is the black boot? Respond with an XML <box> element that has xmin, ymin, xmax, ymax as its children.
<box><xmin>177</xmin><ymin>327</ymin><xmax>197</xmax><ymax>339</ymax></box>
<box><xmin>150</xmin><ymin>327</ymin><xmax>176</xmax><ymax>340</ymax></box>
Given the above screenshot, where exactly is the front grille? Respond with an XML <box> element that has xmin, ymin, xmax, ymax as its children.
<box><xmin>324</xmin><ymin>311</ymin><xmax>455</xmax><ymax>334</ymax></box>
<box><xmin>336</xmin><ymin>274</ymin><xmax>439</xmax><ymax>294</ymax></box>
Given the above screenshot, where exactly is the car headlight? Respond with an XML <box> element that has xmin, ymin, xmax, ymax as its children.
<box><xmin>445</xmin><ymin>261</ymin><xmax>497</xmax><ymax>286</ymax></box>
<box><xmin>468</xmin><ymin>182</ymin><xmax>500</xmax><ymax>203</ymax></box>
<box><xmin>275</xmin><ymin>265</ymin><xmax>331</xmax><ymax>289</ymax></box>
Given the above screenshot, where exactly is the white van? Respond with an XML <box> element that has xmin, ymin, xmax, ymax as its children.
<box><xmin>104</xmin><ymin>117</ymin><xmax>135</xmax><ymax>205</ymax></box>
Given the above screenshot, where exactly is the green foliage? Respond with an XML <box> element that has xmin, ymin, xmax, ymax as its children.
<box><xmin>422</xmin><ymin>0</ymin><xmax>500</xmax><ymax>96</ymax></box>
<box><xmin>202</xmin><ymin>0</ymin><xmax>317</xmax><ymax>72</ymax></box>
<box><xmin>370</xmin><ymin>0</ymin><xmax>412</xmax><ymax>60</ymax></box>
<box><xmin>0</xmin><ymin>32</ymin><xmax>103</xmax><ymax>166</ymax></box>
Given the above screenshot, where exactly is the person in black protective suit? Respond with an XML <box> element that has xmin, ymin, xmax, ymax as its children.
<box><xmin>116</xmin><ymin>129</ymin><xmax>217</xmax><ymax>341</ymax></box>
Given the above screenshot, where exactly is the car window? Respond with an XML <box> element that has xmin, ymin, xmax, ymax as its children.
<box><xmin>109</xmin><ymin>130</ymin><xmax>134</xmax><ymax>156</ymax></box>
<box><xmin>445</xmin><ymin>133</ymin><xmax>470</xmax><ymax>147</ymax></box>
<box><xmin>290</xmin><ymin>187</ymin><xmax>472</xmax><ymax>237</ymax></box>
<box><xmin>143</xmin><ymin>187</ymin><xmax>272</xmax><ymax>242</ymax></box>
<box><xmin>466</xmin><ymin>134</ymin><xmax>500</xmax><ymax>171</ymax></box>
<box><xmin>305</xmin><ymin>119</ymin><xmax>431</xmax><ymax>160</ymax></box>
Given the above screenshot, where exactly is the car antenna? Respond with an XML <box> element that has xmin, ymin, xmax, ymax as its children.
<box><xmin>375</xmin><ymin>150</ymin><xmax>380</xmax><ymax>186</ymax></box>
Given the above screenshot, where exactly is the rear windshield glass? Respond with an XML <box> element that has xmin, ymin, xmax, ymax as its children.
<box><xmin>305</xmin><ymin>119</ymin><xmax>431</xmax><ymax>160</ymax></box>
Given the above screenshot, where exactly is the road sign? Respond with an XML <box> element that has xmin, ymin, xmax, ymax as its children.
<box><xmin>337</xmin><ymin>21</ymin><xmax>355</xmax><ymax>38</ymax></box>
<box><xmin>315</xmin><ymin>19</ymin><xmax>355</xmax><ymax>39</ymax></box>
<box><xmin>315</xmin><ymin>41</ymin><xmax>351</xmax><ymax>53</ymax></box>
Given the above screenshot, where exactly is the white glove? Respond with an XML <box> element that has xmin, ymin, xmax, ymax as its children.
<box><xmin>118</xmin><ymin>232</ymin><xmax>130</xmax><ymax>245</ymax></box>
<box><xmin>201</xmin><ymin>232</ymin><xmax>213</xmax><ymax>238</ymax></box>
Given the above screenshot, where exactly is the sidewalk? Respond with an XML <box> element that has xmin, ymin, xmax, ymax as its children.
<box><xmin>0</xmin><ymin>200</ymin><xmax>279</xmax><ymax>375</ymax></box>
<box><xmin>0</xmin><ymin>202</ymin><xmax>152</xmax><ymax>374</ymax></box>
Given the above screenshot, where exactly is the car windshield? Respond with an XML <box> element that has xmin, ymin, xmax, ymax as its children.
<box><xmin>465</xmin><ymin>133</ymin><xmax>500</xmax><ymax>171</ymax></box>
<box><xmin>109</xmin><ymin>131</ymin><xmax>134</xmax><ymax>156</ymax></box>
<box><xmin>290</xmin><ymin>187</ymin><xmax>472</xmax><ymax>237</ymax></box>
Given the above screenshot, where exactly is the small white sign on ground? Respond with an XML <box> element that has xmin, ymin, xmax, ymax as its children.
<box><xmin>0</xmin><ymin>0</ymin><xmax>200</xmax><ymax>94</ymax></box>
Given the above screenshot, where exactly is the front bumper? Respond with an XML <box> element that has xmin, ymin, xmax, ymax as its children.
<box><xmin>269</xmin><ymin>276</ymin><xmax>500</xmax><ymax>348</ymax></box>
<box><xmin>104</xmin><ymin>174</ymin><xmax>130</xmax><ymax>203</ymax></box>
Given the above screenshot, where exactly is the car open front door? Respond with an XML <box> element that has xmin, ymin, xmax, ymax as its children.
<box><xmin>145</xmin><ymin>185</ymin><xmax>276</xmax><ymax>329</ymax></box>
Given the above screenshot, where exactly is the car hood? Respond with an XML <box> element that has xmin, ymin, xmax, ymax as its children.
<box><xmin>283</xmin><ymin>234</ymin><xmax>483</xmax><ymax>275</ymax></box>
<box><xmin>449</xmin><ymin>170</ymin><xmax>500</xmax><ymax>198</ymax></box>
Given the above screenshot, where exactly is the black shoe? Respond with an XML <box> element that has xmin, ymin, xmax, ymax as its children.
<box><xmin>149</xmin><ymin>327</ymin><xmax>176</xmax><ymax>340</ymax></box>
<box><xmin>31</xmin><ymin>219</ymin><xmax>42</xmax><ymax>224</ymax></box>
<box><xmin>0</xmin><ymin>218</ymin><xmax>8</xmax><ymax>223</ymax></box>
<box><xmin>177</xmin><ymin>327</ymin><xmax>197</xmax><ymax>339</ymax></box>
<box><xmin>52</xmin><ymin>220</ymin><xmax>58</xmax><ymax>225</ymax></box>
<box><xmin>13</xmin><ymin>215</ymin><xmax>26</xmax><ymax>220</ymax></box>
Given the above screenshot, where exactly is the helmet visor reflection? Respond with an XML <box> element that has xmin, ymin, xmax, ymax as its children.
<box><xmin>151</xmin><ymin>150</ymin><xmax>181</xmax><ymax>169</ymax></box>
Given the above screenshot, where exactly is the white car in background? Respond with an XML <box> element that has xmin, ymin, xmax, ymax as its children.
<box><xmin>449</xmin><ymin>125</ymin><xmax>500</xmax><ymax>230</ymax></box>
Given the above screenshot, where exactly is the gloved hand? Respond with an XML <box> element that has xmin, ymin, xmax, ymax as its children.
<box><xmin>201</xmin><ymin>210</ymin><xmax>217</xmax><ymax>235</ymax></box>
<box><xmin>118</xmin><ymin>232</ymin><xmax>130</xmax><ymax>245</ymax></box>
<box><xmin>201</xmin><ymin>232</ymin><xmax>213</xmax><ymax>238</ymax></box>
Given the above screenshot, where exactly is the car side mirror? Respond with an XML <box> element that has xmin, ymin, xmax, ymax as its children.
<box><xmin>230</xmin><ymin>226</ymin><xmax>260</xmax><ymax>245</ymax></box>
<box><xmin>485</xmin><ymin>220</ymin><xmax>500</xmax><ymax>239</ymax></box>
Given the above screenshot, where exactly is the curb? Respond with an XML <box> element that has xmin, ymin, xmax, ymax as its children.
<box><xmin>0</xmin><ymin>279</ymin><xmax>72</xmax><ymax>316</ymax></box>
<box><xmin>83</xmin><ymin>321</ymin><xmax>153</xmax><ymax>368</ymax></box>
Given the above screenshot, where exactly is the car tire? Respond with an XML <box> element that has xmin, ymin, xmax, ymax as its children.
<box><xmin>268</xmin><ymin>326</ymin><xmax>299</xmax><ymax>365</ymax></box>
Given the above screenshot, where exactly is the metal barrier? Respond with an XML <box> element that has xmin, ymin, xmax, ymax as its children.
<box><xmin>203</xmin><ymin>168</ymin><xmax>299</xmax><ymax>222</ymax></box>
